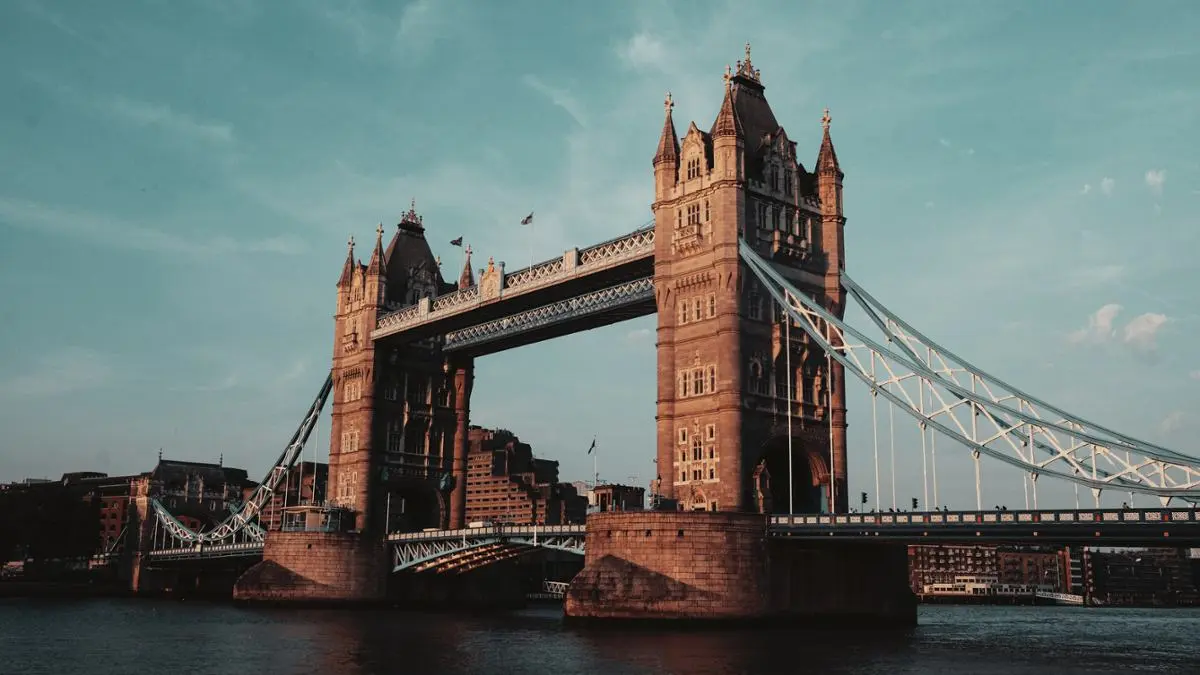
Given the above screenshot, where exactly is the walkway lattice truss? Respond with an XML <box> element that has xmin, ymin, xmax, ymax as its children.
<box><xmin>739</xmin><ymin>241</ymin><xmax>1200</xmax><ymax>504</ymax></box>
<box><xmin>444</xmin><ymin>278</ymin><xmax>653</xmax><ymax>351</ymax></box>
<box><xmin>148</xmin><ymin>374</ymin><xmax>334</xmax><ymax>548</ymax></box>
<box><xmin>389</xmin><ymin>525</ymin><xmax>585</xmax><ymax>573</ymax></box>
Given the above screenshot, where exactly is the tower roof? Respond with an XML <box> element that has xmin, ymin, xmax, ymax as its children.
<box><xmin>337</xmin><ymin>235</ymin><xmax>355</xmax><ymax>286</ymax></box>
<box><xmin>653</xmin><ymin>92</ymin><xmax>680</xmax><ymax>165</ymax></box>
<box><xmin>366</xmin><ymin>223</ymin><xmax>386</xmax><ymax>276</ymax></box>
<box><xmin>816</xmin><ymin>108</ymin><xmax>842</xmax><ymax>177</ymax></box>
<box><xmin>708</xmin><ymin>44</ymin><xmax>780</xmax><ymax>177</ymax></box>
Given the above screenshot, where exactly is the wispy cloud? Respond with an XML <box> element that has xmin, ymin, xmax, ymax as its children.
<box><xmin>1160</xmin><ymin>410</ymin><xmax>1187</xmax><ymax>436</ymax></box>
<box><xmin>1080</xmin><ymin>183</ymin><xmax>1092</xmax><ymax>195</ymax></box>
<box><xmin>0</xmin><ymin>197</ymin><xmax>306</xmax><ymax>258</ymax></box>
<box><xmin>625</xmin><ymin>327</ymin><xmax>653</xmax><ymax>344</ymax></box>
<box><xmin>1100</xmin><ymin>177</ymin><xmax>1115</xmax><ymax>195</ymax></box>
<box><xmin>522</xmin><ymin>75</ymin><xmax>588</xmax><ymax>127</ymax></box>
<box><xmin>1122</xmin><ymin>312</ymin><xmax>1169</xmax><ymax>352</ymax></box>
<box><xmin>106</xmin><ymin>96</ymin><xmax>234</xmax><ymax>145</ymax></box>
<box><xmin>0</xmin><ymin>347</ymin><xmax>113</xmax><ymax>399</ymax></box>
<box><xmin>1068</xmin><ymin>303</ymin><xmax>1122</xmax><ymax>345</ymax></box>
<box><xmin>1067</xmin><ymin>303</ymin><xmax>1169</xmax><ymax>353</ymax></box>
<box><xmin>1145</xmin><ymin>169</ymin><xmax>1167</xmax><ymax>195</ymax></box>
<box><xmin>1064</xmin><ymin>264</ymin><xmax>1125</xmax><ymax>289</ymax></box>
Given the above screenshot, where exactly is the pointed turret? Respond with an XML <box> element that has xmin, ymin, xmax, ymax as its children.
<box><xmin>653</xmin><ymin>92</ymin><xmax>680</xmax><ymax>166</ymax></box>
<box><xmin>457</xmin><ymin>245</ymin><xmax>475</xmax><ymax>289</ymax></box>
<box><xmin>366</xmin><ymin>223</ymin><xmax>386</xmax><ymax>276</ymax></box>
<box><xmin>337</xmin><ymin>235</ymin><xmax>355</xmax><ymax>286</ymax></box>
<box><xmin>712</xmin><ymin>68</ymin><xmax>742</xmax><ymax>139</ymax></box>
<box><xmin>816</xmin><ymin>108</ymin><xmax>842</xmax><ymax>178</ymax></box>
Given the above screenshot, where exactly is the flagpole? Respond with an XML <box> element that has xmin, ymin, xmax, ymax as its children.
<box><xmin>592</xmin><ymin>436</ymin><xmax>598</xmax><ymax>490</ymax></box>
<box><xmin>528</xmin><ymin>218</ymin><xmax>534</xmax><ymax>270</ymax></box>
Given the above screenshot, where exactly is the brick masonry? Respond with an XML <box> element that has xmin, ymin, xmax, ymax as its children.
<box><xmin>565</xmin><ymin>511</ymin><xmax>771</xmax><ymax>620</ymax></box>
<box><xmin>565</xmin><ymin>511</ymin><xmax>916</xmax><ymax>625</ymax></box>
<box><xmin>232</xmin><ymin>531</ymin><xmax>387</xmax><ymax>603</ymax></box>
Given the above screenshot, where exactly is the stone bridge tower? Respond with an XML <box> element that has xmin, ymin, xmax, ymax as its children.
<box><xmin>651</xmin><ymin>45</ymin><xmax>848</xmax><ymax>515</ymax></box>
<box><xmin>328</xmin><ymin>204</ymin><xmax>462</xmax><ymax>534</ymax></box>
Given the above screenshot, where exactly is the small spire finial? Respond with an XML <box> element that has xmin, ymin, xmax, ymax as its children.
<box><xmin>464</xmin><ymin>244</ymin><xmax>472</xmax><ymax>257</ymax></box>
<box><xmin>347</xmin><ymin>234</ymin><xmax>355</xmax><ymax>250</ymax></box>
<box><xmin>435</xmin><ymin>255</ymin><xmax>442</xmax><ymax>267</ymax></box>
<box><xmin>376</xmin><ymin>223</ymin><xmax>384</xmax><ymax>239</ymax></box>
<box><xmin>724</xmin><ymin>64</ymin><xmax>732</xmax><ymax>88</ymax></box>
<box><xmin>664</xmin><ymin>91</ymin><xmax>673</xmax><ymax>114</ymax></box>
<box><xmin>745</xmin><ymin>42</ymin><xmax>752</xmax><ymax>65</ymax></box>
<box><xmin>822</xmin><ymin>108</ymin><xmax>832</xmax><ymax>132</ymax></box>
<box><xmin>410</xmin><ymin>197</ymin><xmax>416</xmax><ymax>212</ymax></box>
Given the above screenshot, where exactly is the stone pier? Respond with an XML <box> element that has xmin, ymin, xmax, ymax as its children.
<box><xmin>564</xmin><ymin>511</ymin><xmax>915</xmax><ymax>625</ymax></box>
<box><xmin>233</xmin><ymin>531</ymin><xmax>387</xmax><ymax>605</ymax></box>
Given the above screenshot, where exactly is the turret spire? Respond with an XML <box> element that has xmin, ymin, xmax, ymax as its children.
<box><xmin>338</xmin><ymin>234</ymin><xmax>356</xmax><ymax>286</ymax></box>
<box><xmin>713</xmin><ymin>73</ymin><xmax>742</xmax><ymax>138</ymax></box>
<box><xmin>457</xmin><ymin>244</ymin><xmax>475</xmax><ymax>289</ymax></box>
<box><xmin>367</xmin><ymin>223</ymin><xmax>386</xmax><ymax>275</ymax></box>
<box><xmin>653</xmin><ymin>91</ymin><xmax>680</xmax><ymax>166</ymax></box>
<box><xmin>816</xmin><ymin>107</ymin><xmax>841</xmax><ymax>176</ymax></box>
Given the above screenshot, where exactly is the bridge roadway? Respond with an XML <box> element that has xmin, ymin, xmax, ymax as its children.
<box><xmin>145</xmin><ymin>507</ymin><xmax>1200</xmax><ymax>564</ymax></box>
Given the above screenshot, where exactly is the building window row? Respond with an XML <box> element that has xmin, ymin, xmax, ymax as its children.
<box><xmin>677</xmin><ymin>365</ymin><xmax>717</xmax><ymax>399</ymax></box>
<box><xmin>677</xmin><ymin>293</ymin><xmax>717</xmax><ymax>325</ymax></box>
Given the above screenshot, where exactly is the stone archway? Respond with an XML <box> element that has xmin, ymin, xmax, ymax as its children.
<box><xmin>759</xmin><ymin>434</ymin><xmax>827</xmax><ymax>515</ymax></box>
<box><xmin>383</xmin><ymin>480</ymin><xmax>443</xmax><ymax>533</ymax></box>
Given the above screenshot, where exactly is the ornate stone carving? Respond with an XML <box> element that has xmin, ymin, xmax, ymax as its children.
<box><xmin>479</xmin><ymin>257</ymin><xmax>503</xmax><ymax>301</ymax></box>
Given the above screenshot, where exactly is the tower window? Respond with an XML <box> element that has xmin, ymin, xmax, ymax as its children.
<box><xmin>704</xmin><ymin>200</ymin><xmax>710</xmax><ymax>221</ymax></box>
<box><xmin>707</xmin><ymin>293</ymin><xmax>716</xmax><ymax>318</ymax></box>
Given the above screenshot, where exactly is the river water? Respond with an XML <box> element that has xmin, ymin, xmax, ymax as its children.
<box><xmin>0</xmin><ymin>600</ymin><xmax>1197</xmax><ymax>674</ymax></box>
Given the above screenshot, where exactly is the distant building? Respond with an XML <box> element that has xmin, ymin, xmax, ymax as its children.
<box><xmin>259</xmin><ymin>461</ymin><xmax>328</xmax><ymax>531</ymax></box>
<box><xmin>463</xmin><ymin>427</ymin><xmax>587</xmax><ymax>525</ymax></box>
<box><xmin>592</xmin><ymin>484</ymin><xmax>645</xmax><ymax>512</ymax></box>
<box><xmin>131</xmin><ymin>457</ymin><xmax>258</xmax><ymax>534</ymax></box>
<box><xmin>1085</xmin><ymin>548</ymin><xmax>1199</xmax><ymax>606</ymax></box>
<box><xmin>908</xmin><ymin>544</ymin><xmax>1070</xmax><ymax>594</ymax></box>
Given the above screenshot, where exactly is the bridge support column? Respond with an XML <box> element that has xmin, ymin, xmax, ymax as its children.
<box><xmin>233</xmin><ymin>532</ymin><xmax>387</xmax><ymax>604</ymax></box>
<box><xmin>448</xmin><ymin>358</ymin><xmax>474</xmax><ymax>530</ymax></box>
<box><xmin>565</xmin><ymin>511</ymin><xmax>914</xmax><ymax>625</ymax></box>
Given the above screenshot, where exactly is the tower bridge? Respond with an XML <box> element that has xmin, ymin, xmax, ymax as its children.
<box><xmin>127</xmin><ymin>45</ymin><xmax>1200</xmax><ymax>624</ymax></box>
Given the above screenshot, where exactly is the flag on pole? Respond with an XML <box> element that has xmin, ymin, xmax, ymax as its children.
<box><xmin>450</xmin><ymin>236</ymin><xmax>463</xmax><ymax>247</ymax></box>
<box><xmin>586</xmin><ymin>438</ymin><xmax>596</xmax><ymax>455</ymax></box>
<box><xmin>520</xmin><ymin>212</ymin><xmax>534</xmax><ymax>225</ymax></box>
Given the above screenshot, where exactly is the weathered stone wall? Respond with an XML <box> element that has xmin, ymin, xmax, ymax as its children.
<box><xmin>565</xmin><ymin>511</ymin><xmax>916</xmax><ymax>625</ymax></box>
<box><xmin>565</xmin><ymin>511</ymin><xmax>770</xmax><ymax>620</ymax></box>
<box><xmin>233</xmin><ymin>532</ymin><xmax>386</xmax><ymax>604</ymax></box>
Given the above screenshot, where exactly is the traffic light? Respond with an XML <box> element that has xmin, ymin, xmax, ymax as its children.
<box><xmin>911</xmin><ymin>497</ymin><xmax>919</xmax><ymax>510</ymax></box>
<box><xmin>860</xmin><ymin>491</ymin><xmax>868</xmax><ymax>505</ymax></box>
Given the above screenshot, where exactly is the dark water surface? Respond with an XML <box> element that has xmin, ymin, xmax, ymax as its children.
<box><xmin>1</xmin><ymin>599</ymin><xmax>1197</xmax><ymax>675</ymax></box>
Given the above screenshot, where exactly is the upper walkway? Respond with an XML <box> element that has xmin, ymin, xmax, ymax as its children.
<box><xmin>370</xmin><ymin>224</ymin><xmax>654</xmax><ymax>348</ymax></box>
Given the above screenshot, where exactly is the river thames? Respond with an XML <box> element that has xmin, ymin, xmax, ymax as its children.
<box><xmin>1</xmin><ymin>600</ymin><xmax>1197</xmax><ymax>674</ymax></box>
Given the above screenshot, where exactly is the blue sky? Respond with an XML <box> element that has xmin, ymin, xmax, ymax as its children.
<box><xmin>1</xmin><ymin>0</ymin><xmax>1197</xmax><ymax>511</ymax></box>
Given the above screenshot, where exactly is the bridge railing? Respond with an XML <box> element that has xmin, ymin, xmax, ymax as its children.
<box><xmin>146</xmin><ymin>541</ymin><xmax>264</xmax><ymax>560</ymax></box>
<box><xmin>386</xmin><ymin>523</ymin><xmax>586</xmax><ymax>542</ymax></box>
<box><xmin>769</xmin><ymin>507</ymin><xmax>1200</xmax><ymax>528</ymax></box>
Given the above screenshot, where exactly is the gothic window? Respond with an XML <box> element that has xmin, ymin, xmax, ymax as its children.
<box><xmin>708</xmin><ymin>468</ymin><xmax>715</xmax><ymax>480</ymax></box>
<box><xmin>691</xmin><ymin>367</ymin><xmax>704</xmax><ymax>396</ymax></box>
<box><xmin>692</xmin><ymin>437</ymin><xmax>702</xmax><ymax>462</ymax></box>
<box><xmin>687</xmin><ymin>203</ymin><xmax>701</xmax><ymax>226</ymax></box>
<box><xmin>678</xmin><ymin>427</ymin><xmax>688</xmax><ymax>445</ymax></box>
<box><xmin>411</xmin><ymin>378</ymin><xmax>429</xmax><ymax>406</ymax></box>
<box><xmin>681</xmin><ymin>471</ymin><xmax>686</xmax><ymax>482</ymax></box>
<box><xmin>343</xmin><ymin>378</ymin><xmax>362</xmax><ymax>402</ymax></box>
<box><xmin>707</xmin><ymin>293</ymin><xmax>716</xmax><ymax>318</ymax></box>
<box><xmin>748</xmin><ymin>286</ymin><xmax>763</xmax><ymax>321</ymax></box>
<box><xmin>705</xmin><ymin>424</ymin><xmax>716</xmax><ymax>442</ymax></box>
<box><xmin>678</xmin><ymin>370</ymin><xmax>691</xmax><ymax>398</ymax></box>
<box><xmin>757</xmin><ymin>202</ymin><xmax>768</xmax><ymax>230</ymax></box>
<box><xmin>704</xmin><ymin>200</ymin><xmax>710</xmax><ymax>221</ymax></box>
<box><xmin>681</xmin><ymin>299</ymin><xmax>691</xmax><ymax>324</ymax></box>
<box><xmin>386</xmin><ymin>421</ymin><xmax>403</xmax><ymax>454</ymax></box>
<box><xmin>706</xmin><ymin>365</ymin><xmax>716</xmax><ymax>393</ymax></box>
<box><xmin>340</xmin><ymin>430</ymin><xmax>359</xmax><ymax>455</ymax></box>
<box><xmin>677</xmin><ymin>210</ymin><xmax>682</xmax><ymax>229</ymax></box>
<box><xmin>784</xmin><ymin>170</ymin><xmax>794</xmax><ymax>196</ymax></box>
<box><xmin>771</xmin><ymin>208</ymin><xmax>780</xmax><ymax>230</ymax></box>
<box><xmin>771</xmin><ymin>166</ymin><xmax>780</xmax><ymax>192</ymax></box>
<box><xmin>693</xmin><ymin>298</ymin><xmax>702</xmax><ymax>321</ymax></box>
<box><xmin>383</xmin><ymin>381</ymin><xmax>398</xmax><ymax>401</ymax></box>
<box><xmin>748</xmin><ymin>354</ymin><xmax>767</xmax><ymax>395</ymax></box>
